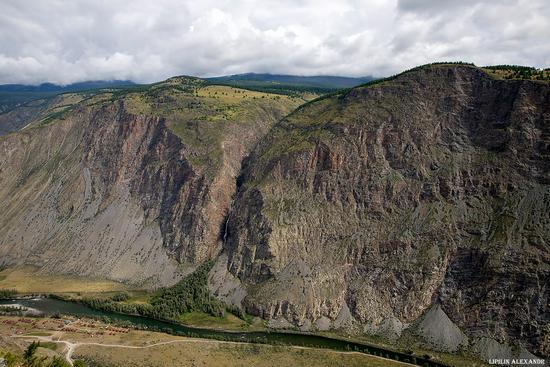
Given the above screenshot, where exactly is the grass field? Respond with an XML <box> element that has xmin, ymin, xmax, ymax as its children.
<box><xmin>75</xmin><ymin>341</ymin><xmax>412</xmax><ymax>367</ymax></box>
<box><xmin>0</xmin><ymin>267</ymin><xmax>130</xmax><ymax>294</ymax></box>
<box><xmin>177</xmin><ymin>311</ymin><xmax>264</xmax><ymax>331</ymax></box>
<box><xmin>196</xmin><ymin>85</ymin><xmax>296</xmax><ymax>103</ymax></box>
<box><xmin>318</xmin><ymin>332</ymin><xmax>490</xmax><ymax>367</ymax></box>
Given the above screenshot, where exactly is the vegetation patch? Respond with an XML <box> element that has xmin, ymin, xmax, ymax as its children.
<box><xmin>0</xmin><ymin>289</ymin><xmax>17</xmax><ymax>299</ymax></box>
<box><xmin>77</xmin><ymin>261</ymin><xmax>228</xmax><ymax>322</ymax></box>
<box><xmin>482</xmin><ymin>65</ymin><xmax>550</xmax><ymax>81</ymax></box>
<box><xmin>178</xmin><ymin>310</ymin><xmax>249</xmax><ymax>329</ymax></box>
<box><xmin>0</xmin><ymin>341</ymin><xmax>86</xmax><ymax>367</ymax></box>
<box><xmin>38</xmin><ymin>341</ymin><xmax>58</xmax><ymax>351</ymax></box>
<box><xmin>25</xmin><ymin>332</ymin><xmax>52</xmax><ymax>336</ymax></box>
<box><xmin>150</xmin><ymin>261</ymin><xmax>225</xmax><ymax>318</ymax></box>
<box><xmin>205</xmin><ymin>79</ymin><xmax>331</xmax><ymax>97</ymax></box>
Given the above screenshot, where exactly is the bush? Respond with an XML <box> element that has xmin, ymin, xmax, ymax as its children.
<box><xmin>110</xmin><ymin>292</ymin><xmax>130</xmax><ymax>302</ymax></box>
<box><xmin>47</xmin><ymin>356</ymin><xmax>71</xmax><ymax>367</ymax></box>
<box><xmin>2</xmin><ymin>351</ymin><xmax>18</xmax><ymax>367</ymax></box>
<box><xmin>0</xmin><ymin>289</ymin><xmax>17</xmax><ymax>299</ymax></box>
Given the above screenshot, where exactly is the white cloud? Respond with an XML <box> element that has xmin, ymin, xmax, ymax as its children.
<box><xmin>0</xmin><ymin>0</ymin><xmax>548</xmax><ymax>84</ymax></box>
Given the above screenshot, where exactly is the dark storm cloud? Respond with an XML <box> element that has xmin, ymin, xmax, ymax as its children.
<box><xmin>0</xmin><ymin>0</ymin><xmax>548</xmax><ymax>84</ymax></box>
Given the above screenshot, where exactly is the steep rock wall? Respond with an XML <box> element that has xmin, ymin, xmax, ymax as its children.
<box><xmin>225</xmin><ymin>65</ymin><xmax>550</xmax><ymax>354</ymax></box>
<box><xmin>0</xmin><ymin>83</ymin><xmax>298</xmax><ymax>286</ymax></box>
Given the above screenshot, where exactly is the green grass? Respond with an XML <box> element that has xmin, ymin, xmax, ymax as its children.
<box><xmin>205</xmin><ymin>80</ymin><xmax>333</xmax><ymax>97</ymax></box>
<box><xmin>39</xmin><ymin>341</ymin><xmax>58</xmax><ymax>351</ymax></box>
<box><xmin>178</xmin><ymin>311</ymin><xmax>251</xmax><ymax>330</ymax></box>
<box><xmin>482</xmin><ymin>65</ymin><xmax>550</xmax><ymax>81</ymax></box>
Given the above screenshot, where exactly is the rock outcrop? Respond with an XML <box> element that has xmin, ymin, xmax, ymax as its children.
<box><xmin>0</xmin><ymin>65</ymin><xmax>548</xmax><ymax>357</ymax></box>
<box><xmin>0</xmin><ymin>79</ymin><xmax>301</xmax><ymax>286</ymax></box>
<box><xmin>224</xmin><ymin>64</ymin><xmax>550</xmax><ymax>354</ymax></box>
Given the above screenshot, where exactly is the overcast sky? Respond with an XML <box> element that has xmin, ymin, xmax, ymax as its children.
<box><xmin>1</xmin><ymin>0</ymin><xmax>548</xmax><ymax>85</ymax></box>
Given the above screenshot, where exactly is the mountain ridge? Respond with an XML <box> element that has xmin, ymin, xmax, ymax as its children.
<box><xmin>206</xmin><ymin>73</ymin><xmax>374</xmax><ymax>89</ymax></box>
<box><xmin>0</xmin><ymin>80</ymin><xmax>136</xmax><ymax>92</ymax></box>
<box><xmin>0</xmin><ymin>63</ymin><xmax>548</xmax><ymax>360</ymax></box>
<box><xmin>222</xmin><ymin>64</ymin><xmax>549</xmax><ymax>356</ymax></box>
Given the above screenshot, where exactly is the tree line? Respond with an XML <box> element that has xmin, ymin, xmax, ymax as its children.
<box><xmin>78</xmin><ymin>261</ymin><xmax>227</xmax><ymax>321</ymax></box>
<box><xmin>0</xmin><ymin>289</ymin><xmax>17</xmax><ymax>299</ymax></box>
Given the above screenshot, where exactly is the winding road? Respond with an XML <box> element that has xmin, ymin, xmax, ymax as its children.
<box><xmin>14</xmin><ymin>334</ymin><xmax>415</xmax><ymax>366</ymax></box>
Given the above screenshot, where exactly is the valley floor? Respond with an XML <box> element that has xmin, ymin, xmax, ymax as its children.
<box><xmin>0</xmin><ymin>266</ymin><xmax>130</xmax><ymax>294</ymax></box>
<box><xmin>0</xmin><ymin>267</ymin><xmax>490</xmax><ymax>366</ymax></box>
<box><xmin>0</xmin><ymin>316</ymin><xmax>410</xmax><ymax>367</ymax></box>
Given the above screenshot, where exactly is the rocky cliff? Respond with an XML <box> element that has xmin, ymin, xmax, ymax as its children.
<box><xmin>223</xmin><ymin>65</ymin><xmax>549</xmax><ymax>355</ymax></box>
<box><xmin>1</xmin><ymin>64</ymin><xmax>548</xmax><ymax>358</ymax></box>
<box><xmin>0</xmin><ymin>78</ymin><xmax>302</xmax><ymax>286</ymax></box>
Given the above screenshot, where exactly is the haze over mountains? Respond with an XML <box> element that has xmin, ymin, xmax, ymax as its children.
<box><xmin>0</xmin><ymin>63</ymin><xmax>548</xmax><ymax>362</ymax></box>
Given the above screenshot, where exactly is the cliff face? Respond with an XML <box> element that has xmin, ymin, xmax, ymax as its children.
<box><xmin>0</xmin><ymin>104</ymin><xmax>183</xmax><ymax>285</ymax></box>
<box><xmin>0</xmin><ymin>93</ymin><xmax>87</xmax><ymax>135</ymax></box>
<box><xmin>224</xmin><ymin>65</ymin><xmax>549</xmax><ymax>353</ymax></box>
<box><xmin>1</xmin><ymin>66</ymin><xmax>548</xmax><ymax>355</ymax></box>
<box><xmin>0</xmin><ymin>80</ymin><xmax>302</xmax><ymax>286</ymax></box>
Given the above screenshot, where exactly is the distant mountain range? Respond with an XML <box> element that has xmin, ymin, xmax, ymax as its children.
<box><xmin>0</xmin><ymin>80</ymin><xmax>136</xmax><ymax>93</ymax></box>
<box><xmin>0</xmin><ymin>74</ymin><xmax>374</xmax><ymax>114</ymax></box>
<box><xmin>0</xmin><ymin>80</ymin><xmax>137</xmax><ymax>113</ymax></box>
<box><xmin>206</xmin><ymin>73</ymin><xmax>374</xmax><ymax>89</ymax></box>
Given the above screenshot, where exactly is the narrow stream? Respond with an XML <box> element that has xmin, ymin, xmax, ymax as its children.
<box><xmin>0</xmin><ymin>298</ymin><xmax>447</xmax><ymax>367</ymax></box>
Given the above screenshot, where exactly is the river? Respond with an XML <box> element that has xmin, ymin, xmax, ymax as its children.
<box><xmin>0</xmin><ymin>297</ymin><xmax>447</xmax><ymax>367</ymax></box>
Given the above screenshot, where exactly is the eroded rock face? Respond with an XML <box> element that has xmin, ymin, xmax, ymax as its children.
<box><xmin>0</xmin><ymin>103</ymin><xmax>182</xmax><ymax>285</ymax></box>
<box><xmin>225</xmin><ymin>65</ymin><xmax>550</xmax><ymax>353</ymax></box>
<box><xmin>0</xmin><ymin>84</ymin><xmax>299</xmax><ymax>286</ymax></box>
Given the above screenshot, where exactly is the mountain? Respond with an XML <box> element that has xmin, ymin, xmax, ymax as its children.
<box><xmin>0</xmin><ymin>74</ymin><xmax>366</xmax><ymax>133</ymax></box>
<box><xmin>0</xmin><ymin>80</ymin><xmax>137</xmax><ymax>114</ymax></box>
<box><xmin>0</xmin><ymin>74</ymin><xmax>373</xmax><ymax>116</ymax></box>
<box><xmin>0</xmin><ymin>64</ymin><xmax>548</xmax><ymax>360</ymax></box>
<box><xmin>0</xmin><ymin>76</ymin><xmax>307</xmax><ymax>286</ymax></box>
<box><xmin>0</xmin><ymin>80</ymin><xmax>136</xmax><ymax>93</ymax></box>
<box><xmin>220</xmin><ymin>64</ymin><xmax>549</xmax><ymax>357</ymax></box>
<box><xmin>206</xmin><ymin>73</ymin><xmax>374</xmax><ymax>94</ymax></box>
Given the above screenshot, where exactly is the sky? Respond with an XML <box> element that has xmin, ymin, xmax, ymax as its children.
<box><xmin>0</xmin><ymin>0</ymin><xmax>549</xmax><ymax>85</ymax></box>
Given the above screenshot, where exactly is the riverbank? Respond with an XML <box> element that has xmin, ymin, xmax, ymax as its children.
<box><xmin>0</xmin><ymin>315</ymin><xmax>412</xmax><ymax>367</ymax></box>
<box><xmin>0</xmin><ymin>298</ymin><xmax>449</xmax><ymax>367</ymax></box>
<box><xmin>0</xmin><ymin>267</ymin><xmax>468</xmax><ymax>366</ymax></box>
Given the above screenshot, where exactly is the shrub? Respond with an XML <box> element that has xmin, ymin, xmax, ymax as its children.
<box><xmin>0</xmin><ymin>289</ymin><xmax>17</xmax><ymax>299</ymax></box>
